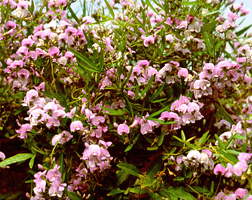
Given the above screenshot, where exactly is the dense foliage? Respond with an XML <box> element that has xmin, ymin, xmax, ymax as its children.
<box><xmin>1</xmin><ymin>0</ymin><xmax>252</xmax><ymax>199</ymax></box>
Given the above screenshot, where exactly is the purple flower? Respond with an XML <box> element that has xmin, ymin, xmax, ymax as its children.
<box><xmin>70</xmin><ymin>120</ymin><xmax>83</xmax><ymax>132</ymax></box>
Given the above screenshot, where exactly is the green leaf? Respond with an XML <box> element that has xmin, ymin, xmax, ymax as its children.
<box><xmin>117</xmin><ymin>169</ymin><xmax>129</xmax><ymax>186</ymax></box>
<box><xmin>117</xmin><ymin>163</ymin><xmax>141</xmax><ymax>177</ymax></box>
<box><xmin>0</xmin><ymin>153</ymin><xmax>33</xmax><ymax>167</ymax></box>
<box><xmin>67</xmin><ymin>191</ymin><xmax>82</xmax><ymax>200</ymax></box>
<box><xmin>125</xmin><ymin>133</ymin><xmax>140</xmax><ymax>152</ymax></box>
<box><xmin>218</xmin><ymin>149</ymin><xmax>238</xmax><ymax>163</ymax></box>
<box><xmin>178</xmin><ymin>1</ymin><xmax>199</xmax><ymax>5</ymax></box>
<box><xmin>235</xmin><ymin>24</ymin><xmax>252</xmax><ymax>37</ymax></box>
<box><xmin>210</xmin><ymin>181</ymin><xmax>214</xmax><ymax>194</ymax></box>
<box><xmin>201</xmin><ymin>21</ymin><xmax>218</xmax><ymax>32</ymax></box>
<box><xmin>149</xmin><ymin>192</ymin><xmax>163</xmax><ymax>200</ymax></box>
<box><xmin>59</xmin><ymin>152</ymin><xmax>64</xmax><ymax>177</ymax></box>
<box><xmin>67</xmin><ymin>48</ymin><xmax>97</xmax><ymax>71</ymax></box>
<box><xmin>203</xmin><ymin>10</ymin><xmax>220</xmax><ymax>16</ymax></box>
<box><xmin>146</xmin><ymin>106</ymin><xmax>169</xmax><ymax>119</ymax></box>
<box><xmin>226</xmin><ymin>149</ymin><xmax>241</xmax><ymax>156</ymax></box>
<box><xmin>147</xmin><ymin>146</ymin><xmax>158</xmax><ymax>151</ymax></box>
<box><xmin>225</xmin><ymin>133</ymin><xmax>237</xmax><ymax>149</ymax></box>
<box><xmin>174</xmin><ymin>177</ymin><xmax>185</xmax><ymax>181</ymax></box>
<box><xmin>214</xmin><ymin>134</ymin><xmax>225</xmax><ymax>149</ymax></box>
<box><xmin>121</xmin><ymin>66</ymin><xmax>133</xmax><ymax>89</ymax></box>
<box><xmin>181</xmin><ymin>130</ymin><xmax>186</xmax><ymax>141</ymax></box>
<box><xmin>151</xmin><ymin>82</ymin><xmax>165</xmax><ymax>102</ymax></box>
<box><xmin>107</xmin><ymin>188</ymin><xmax>125</xmax><ymax>196</ymax></box>
<box><xmin>147</xmin><ymin>156</ymin><xmax>163</xmax><ymax>179</ymax></box>
<box><xmin>141</xmin><ymin>75</ymin><xmax>154</xmax><ymax>96</ymax></box>
<box><xmin>158</xmin><ymin>131</ymin><xmax>165</xmax><ymax>146</ymax></box>
<box><xmin>198</xmin><ymin>131</ymin><xmax>210</xmax><ymax>146</ymax></box>
<box><xmin>67</xmin><ymin>4</ymin><xmax>80</xmax><ymax>24</ymax></box>
<box><xmin>173</xmin><ymin>135</ymin><xmax>184</xmax><ymax>143</ymax></box>
<box><xmin>104</xmin><ymin>0</ymin><xmax>115</xmax><ymax>18</ymax></box>
<box><xmin>29</xmin><ymin>154</ymin><xmax>36</xmax><ymax>169</ymax></box>
<box><xmin>145</xmin><ymin>0</ymin><xmax>159</xmax><ymax>15</ymax></box>
<box><xmin>166</xmin><ymin>187</ymin><xmax>196</xmax><ymax>200</ymax></box>
<box><xmin>101</xmin><ymin>107</ymin><xmax>124</xmax><ymax>116</ymax></box>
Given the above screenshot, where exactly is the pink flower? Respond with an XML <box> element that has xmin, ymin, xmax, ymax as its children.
<box><xmin>214</xmin><ymin>164</ymin><xmax>226</xmax><ymax>175</ymax></box>
<box><xmin>177</xmin><ymin>68</ymin><xmax>188</xmax><ymax>78</ymax></box>
<box><xmin>117</xmin><ymin>124</ymin><xmax>130</xmax><ymax>135</ymax></box>
<box><xmin>238</xmin><ymin>153</ymin><xmax>252</xmax><ymax>163</ymax></box>
<box><xmin>82</xmin><ymin>144</ymin><xmax>101</xmax><ymax>160</ymax></box>
<box><xmin>137</xmin><ymin>60</ymin><xmax>149</xmax><ymax>68</ymax></box>
<box><xmin>187</xmin><ymin>150</ymin><xmax>200</xmax><ymax>161</ymax></box>
<box><xmin>46</xmin><ymin>117</ymin><xmax>60</xmax><ymax>128</ymax></box>
<box><xmin>46</xmin><ymin>165</ymin><xmax>61</xmax><ymax>182</ymax></box>
<box><xmin>235</xmin><ymin>188</ymin><xmax>248</xmax><ymax>199</ymax></box>
<box><xmin>233</xmin><ymin>161</ymin><xmax>248</xmax><ymax>176</ymax></box>
<box><xmin>144</xmin><ymin>35</ymin><xmax>154</xmax><ymax>47</ymax></box>
<box><xmin>228</xmin><ymin>12</ymin><xmax>239</xmax><ymax>21</ymax></box>
<box><xmin>225</xmin><ymin>163</ymin><xmax>233</xmax><ymax>178</ymax></box>
<box><xmin>17</xmin><ymin>69</ymin><xmax>29</xmax><ymax>79</ymax></box>
<box><xmin>44</xmin><ymin>102</ymin><xmax>58</xmax><ymax>112</ymax></box>
<box><xmin>0</xmin><ymin>151</ymin><xmax>5</xmax><ymax>160</ymax></box>
<box><xmin>48</xmin><ymin>47</ymin><xmax>60</xmax><ymax>58</ymax></box>
<box><xmin>91</xmin><ymin>116</ymin><xmax>105</xmax><ymax>126</ymax></box>
<box><xmin>17</xmin><ymin>46</ymin><xmax>28</xmax><ymax>56</ymax></box>
<box><xmin>16</xmin><ymin>123</ymin><xmax>31</xmax><ymax>139</ymax></box>
<box><xmin>70</xmin><ymin>121</ymin><xmax>83</xmax><ymax>132</ymax></box>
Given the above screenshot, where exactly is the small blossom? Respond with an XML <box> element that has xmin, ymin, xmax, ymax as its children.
<box><xmin>70</xmin><ymin>121</ymin><xmax>83</xmax><ymax>132</ymax></box>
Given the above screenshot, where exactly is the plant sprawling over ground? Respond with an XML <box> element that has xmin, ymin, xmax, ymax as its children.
<box><xmin>1</xmin><ymin>0</ymin><xmax>252</xmax><ymax>199</ymax></box>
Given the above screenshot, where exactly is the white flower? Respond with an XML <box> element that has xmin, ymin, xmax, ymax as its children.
<box><xmin>13</xmin><ymin>8</ymin><xmax>28</xmax><ymax>18</ymax></box>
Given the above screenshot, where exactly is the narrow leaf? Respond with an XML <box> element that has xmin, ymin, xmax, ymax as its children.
<box><xmin>214</xmin><ymin>134</ymin><xmax>225</xmax><ymax>149</ymax></box>
<box><xmin>29</xmin><ymin>154</ymin><xmax>36</xmax><ymax>169</ymax></box>
<box><xmin>158</xmin><ymin>131</ymin><xmax>165</xmax><ymax>146</ymax></box>
<box><xmin>218</xmin><ymin>149</ymin><xmax>238</xmax><ymax>163</ymax></box>
<box><xmin>107</xmin><ymin>188</ymin><xmax>125</xmax><ymax>196</ymax></box>
<box><xmin>235</xmin><ymin>24</ymin><xmax>252</xmax><ymax>37</ymax></box>
<box><xmin>67</xmin><ymin>4</ymin><xmax>80</xmax><ymax>24</ymax></box>
<box><xmin>104</xmin><ymin>0</ymin><xmax>115</xmax><ymax>18</ymax></box>
<box><xmin>201</xmin><ymin>21</ymin><xmax>218</xmax><ymax>32</ymax></box>
<box><xmin>0</xmin><ymin>153</ymin><xmax>33</xmax><ymax>167</ymax></box>
<box><xmin>117</xmin><ymin>169</ymin><xmax>129</xmax><ymax>186</ymax></box>
<box><xmin>117</xmin><ymin>163</ymin><xmax>141</xmax><ymax>177</ymax></box>
<box><xmin>67</xmin><ymin>191</ymin><xmax>82</xmax><ymax>200</ymax></box>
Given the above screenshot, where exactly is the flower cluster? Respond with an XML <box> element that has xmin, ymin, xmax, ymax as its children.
<box><xmin>33</xmin><ymin>165</ymin><xmax>66</xmax><ymax>199</ymax></box>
